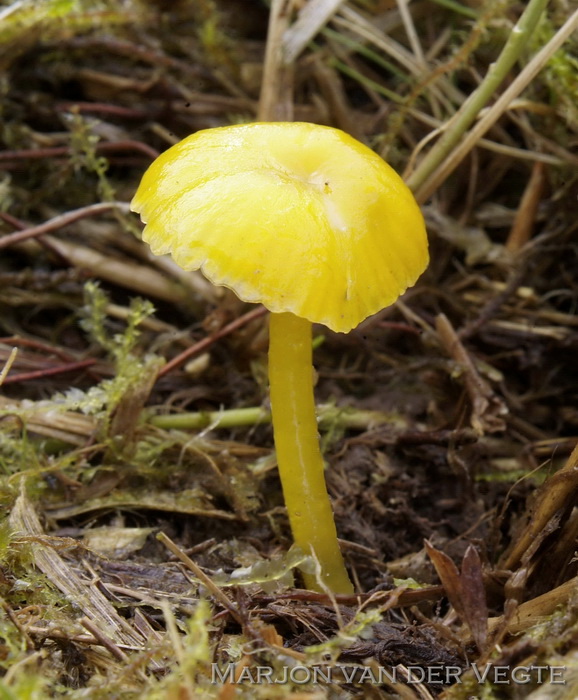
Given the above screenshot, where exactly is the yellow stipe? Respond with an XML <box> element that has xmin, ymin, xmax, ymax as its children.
<box><xmin>268</xmin><ymin>312</ymin><xmax>354</xmax><ymax>594</ymax></box>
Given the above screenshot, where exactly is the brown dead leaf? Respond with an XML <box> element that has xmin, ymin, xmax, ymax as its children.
<box><xmin>425</xmin><ymin>540</ymin><xmax>488</xmax><ymax>652</ymax></box>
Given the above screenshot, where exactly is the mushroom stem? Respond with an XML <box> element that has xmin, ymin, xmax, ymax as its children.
<box><xmin>268</xmin><ymin>312</ymin><xmax>354</xmax><ymax>594</ymax></box>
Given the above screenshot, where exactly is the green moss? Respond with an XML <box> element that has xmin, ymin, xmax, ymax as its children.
<box><xmin>0</xmin><ymin>430</ymin><xmax>40</xmax><ymax>478</ymax></box>
<box><xmin>64</xmin><ymin>281</ymin><xmax>162</xmax><ymax>435</ymax></box>
<box><xmin>530</xmin><ymin>15</ymin><xmax>578</xmax><ymax>132</ymax></box>
<box><xmin>0</xmin><ymin>674</ymin><xmax>49</xmax><ymax>700</ymax></box>
<box><xmin>68</xmin><ymin>112</ymin><xmax>116</xmax><ymax>202</ymax></box>
<box><xmin>0</xmin><ymin>0</ymin><xmax>76</xmax><ymax>45</ymax></box>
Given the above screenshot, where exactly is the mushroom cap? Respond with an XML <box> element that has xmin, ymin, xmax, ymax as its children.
<box><xmin>131</xmin><ymin>122</ymin><xmax>428</xmax><ymax>333</ymax></box>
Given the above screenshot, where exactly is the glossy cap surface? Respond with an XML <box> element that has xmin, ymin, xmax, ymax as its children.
<box><xmin>131</xmin><ymin>122</ymin><xmax>428</xmax><ymax>332</ymax></box>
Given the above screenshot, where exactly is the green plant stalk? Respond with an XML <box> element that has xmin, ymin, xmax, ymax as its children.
<box><xmin>405</xmin><ymin>0</ymin><xmax>548</xmax><ymax>196</ymax></box>
<box><xmin>332</xmin><ymin>60</ymin><xmax>405</xmax><ymax>104</ymax></box>
<box><xmin>151</xmin><ymin>406</ymin><xmax>271</xmax><ymax>430</ymax></box>
<box><xmin>268</xmin><ymin>312</ymin><xmax>353</xmax><ymax>594</ymax></box>
<box><xmin>414</xmin><ymin>6</ymin><xmax>578</xmax><ymax>203</ymax></box>
<box><xmin>322</xmin><ymin>27</ymin><xmax>409</xmax><ymax>81</ymax></box>
<box><xmin>149</xmin><ymin>404</ymin><xmax>407</xmax><ymax>432</ymax></box>
<box><xmin>428</xmin><ymin>0</ymin><xmax>478</xmax><ymax>19</ymax></box>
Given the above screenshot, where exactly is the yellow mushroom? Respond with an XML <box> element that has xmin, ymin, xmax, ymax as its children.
<box><xmin>131</xmin><ymin>122</ymin><xmax>428</xmax><ymax>594</ymax></box>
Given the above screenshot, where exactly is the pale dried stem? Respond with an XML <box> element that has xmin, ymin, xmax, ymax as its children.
<box><xmin>0</xmin><ymin>202</ymin><xmax>129</xmax><ymax>250</ymax></box>
<box><xmin>0</xmin><ymin>347</ymin><xmax>18</xmax><ymax>386</ymax></box>
<box><xmin>435</xmin><ymin>313</ymin><xmax>508</xmax><ymax>435</ymax></box>
<box><xmin>501</xmin><ymin>444</ymin><xmax>578</xmax><ymax>571</ymax></box>
<box><xmin>9</xmin><ymin>489</ymin><xmax>149</xmax><ymax>651</ymax></box>
<box><xmin>258</xmin><ymin>0</ymin><xmax>295</xmax><ymax>121</ymax></box>
<box><xmin>283</xmin><ymin>0</ymin><xmax>347</xmax><ymax>64</ymax></box>
<box><xmin>488</xmin><ymin>574</ymin><xmax>578</xmax><ymax>636</ymax></box>
<box><xmin>395</xmin><ymin>0</ymin><xmax>426</xmax><ymax>67</ymax></box>
<box><xmin>335</xmin><ymin>7</ymin><xmax>460</xmax><ymax>109</ymax></box>
<box><xmin>157</xmin><ymin>531</ymin><xmax>245</xmax><ymax>628</ymax></box>
<box><xmin>506</xmin><ymin>161</ymin><xmax>546</xmax><ymax>253</ymax></box>
<box><xmin>0</xmin><ymin>395</ymin><xmax>97</xmax><ymax>445</ymax></box>
<box><xmin>42</xmin><ymin>235</ymin><xmax>188</xmax><ymax>304</ymax></box>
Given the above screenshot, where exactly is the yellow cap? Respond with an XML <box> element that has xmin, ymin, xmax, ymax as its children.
<box><xmin>131</xmin><ymin>122</ymin><xmax>428</xmax><ymax>332</ymax></box>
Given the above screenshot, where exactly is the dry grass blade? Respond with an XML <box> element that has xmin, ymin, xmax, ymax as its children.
<box><xmin>506</xmin><ymin>162</ymin><xmax>547</xmax><ymax>253</ymax></box>
<box><xmin>395</xmin><ymin>0</ymin><xmax>426</xmax><ymax>67</ymax></box>
<box><xmin>258</xmin><ymin>0</ymin><xmax>295</xmax><ymax>121</ymax></box>
<box><xmin>157</xmin><ymin>531</ymin><xmax>244</xmax><ymax>628</ymax></box>
<box><xmin>282</xmin><ymin>0</ymin><xmax>346</xmax><ymax>63</ymax></box>
<box><xmin>0</xmin><ymin>395</ymin><xmax>97</xmax><ymax>445</ymax></box>
<box><xmin>501</xmin><ymin>444</ymin><xmax>578</xmax><ymax>571</ymax></box>
<box><xmin>0</xmin><ymin>203</ymin><xmax>130</xmax><ymax>250</ymax></box>
<box><xmin>9</xmin><ymin>488</ymin><xmax>146</xmax><ymax>650</ymax></box>
<box><xmin>488</xmin><ymin>575</ymin><xmax>578</xmax><ymax>637</ymax></box>
<box><xmin>436</xmin><ymin>313</ymin><xmax>508</xmax><ymax>434</ymax></box>
<box><xmin>0</xmin><ymin>347</ymin><xmax>18</xmax><ymax>386</ymax></box>
<box><xmin>43</xmin><ymin>235</ymin><xmax>188</xmax><ymax>304</ymax></box>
